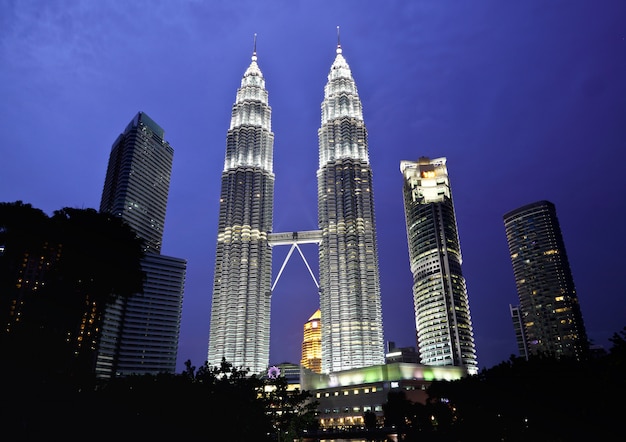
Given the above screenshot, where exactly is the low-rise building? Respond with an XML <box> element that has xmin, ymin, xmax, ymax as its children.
<box><xmin>301</xmin><ymin>362</ymin><xmax>468</xmax><ymax>428</ymax></box>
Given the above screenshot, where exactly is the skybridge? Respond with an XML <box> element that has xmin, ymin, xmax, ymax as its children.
<box><xmin>268</xmin><ymin>230</ymin><xmax>322</xmax><ymax>291</ymax></box>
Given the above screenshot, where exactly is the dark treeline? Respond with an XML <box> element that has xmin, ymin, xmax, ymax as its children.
<box><xmin>0</xmin><ymin>201</ymin><xmax>145</xmax><ymax>384</ymax></box>
<box><xmin>2</xmin><ymin>358</ymin><xmax>318</xmax><ymax>441</ymax></box>
<box><xmin>2</xmin><ymin>201</ymin><xmax>624</xmax><ymax>440</ymax></box>
<box><xmin>381</xmin><ymin>331</ymin><xmax>626</xmax><ymax>441</ymax></box>
<box><xmin>3</xmin><ymin>336</ymin><xmax>624</xmax><ymax>442</ymax></box>
<box><xmin>0</xmin><ymin>201</ymin><xmax>318</xmax><ymax>441</ymax></box>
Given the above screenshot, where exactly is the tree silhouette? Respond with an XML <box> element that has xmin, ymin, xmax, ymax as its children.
<box><xmin>263</xmin><ymin>371</ymin><xmax>319</xmax><ymax>441</ymax></box>
<box><xmin>0</xmin><ymin>202</ymin><xmax>145</xmax><ymax>385</ymax></box>
<box><xmin>424</xmin><ymin>342</ymin><xmax>626</xmax><ymax>441</ymax></box>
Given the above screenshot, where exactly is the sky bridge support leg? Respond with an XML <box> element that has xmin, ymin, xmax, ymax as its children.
<box><xmin>271</xmin><ymin>243</ymin><xmax>319</xmax><ymax>292</ymax></box>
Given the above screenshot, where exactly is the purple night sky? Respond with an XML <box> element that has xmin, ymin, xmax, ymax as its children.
<box><xmin>1</xmin><ymin>1</ymin><xmax>625</xmax><ymax>372</ymax></box>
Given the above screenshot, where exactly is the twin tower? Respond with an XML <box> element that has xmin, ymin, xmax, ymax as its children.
<box><xmin>207</xmin><ymin>37</ymin><xmax>385</xmax><ymax>375</ymax></box>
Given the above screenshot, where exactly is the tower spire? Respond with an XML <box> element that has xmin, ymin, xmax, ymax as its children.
<box><xmin>252</xmin><ymin>33</ymin><xmax>257</xmax><ymax>61</ymax></box>
<box><xmin>336</xmin><ymin>26</ymin><xmax>342</xmax><ymax>54</ymax></box>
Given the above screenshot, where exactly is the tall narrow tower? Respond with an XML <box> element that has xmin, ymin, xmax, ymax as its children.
<box><xmin>301</xmin><ymin>309</ymin><xmax>322</xmax><ymax>374</ymax></box>
<box><xmin>97</xmin><ymin>111</ymin><xmax>186</xmax><ymax>378</ymax></box>
<box><xmin>317</xmin><ymin>35</ymin><xmax>385</xmax><ymax>373</ymax></box>
<box><xmin>400</xmin><ymin>157</ymin><xmax>478</xmax><ymax>375</ymax></box>
<box><xmin>503</xmin><ymin>200</ymin><xmax>588</xmax><ymax>361</ymax></box>
<box><xmin>208</xmin><ymin>41</ymin><xmax>275</xmax><ymax>375</ymax></box>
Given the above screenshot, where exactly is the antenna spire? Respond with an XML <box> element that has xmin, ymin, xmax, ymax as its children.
<box><xmin>252</xmin><ymin>33</ymin><xmax>257</xmax><ymax>61</ymax></box>
<box><xmin>336</xmin><ymin>26</ymin><xmax>342</xmax><ymax>54</ymax></box>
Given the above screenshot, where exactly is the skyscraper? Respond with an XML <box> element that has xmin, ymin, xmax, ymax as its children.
<box><xmin>509</xmin><ymin>303</ymin><xmax>529</xmax><ymax>359</ymax></box>
<box><xmin>317</xmin><ymin>37</ymin><xmax>385</xmax><ymax>373</ymax></box>
<box><xmin>400</xmin><ymin>157</ymin><xmax>478</xmax><ymax>374</ymax></box>
<box><xmin>100</xmin><ymin>112</ymin><xmax>171</xmax><ymax>255</ymax></box>
<box><xmin>96</xmin><ymin>111</ymin><xmax>186</xmax><ymax>378</ymax></box>
<box><xmin>301</xmin><ymin>309</ymin><xmax>322</xmax><ymax>374</ymax></box>
<box><xmin>503</xmin><ymin>200</ymin><xmax>588</xmax><ymax>361</ymax></box>
<box><xmin>207</xmin><ymin>42</ymin><xmax>275</xmax><ymax>375</ymax></box>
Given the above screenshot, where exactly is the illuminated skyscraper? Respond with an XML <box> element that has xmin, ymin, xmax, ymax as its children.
<box><xmin>503</xmin><ymin>200</ymin><xmax>589</xmax><ymax>361</ymax></box>
<box><xmin>317</xmin><ymin>37</ymin><xmax>385</xmax><ymax>373</ymax></box>
<box><xmin>97</xmin><ymin>111</ymin><xmax>186</xmax><ymax>378</ymax></box>
<box><xmin>207</xmin><ymin>42</ymin><xmax>275</xmax><ymax>374</ymax></box>
<box><xmin>400</xmin><ymin>157</ymin><xmax>478</xmax><ymax>375</ymax></box>
<box><xmin>301</xmin><ymin>309</ymin><xmax>322</xmax><ymax>374</ymax></box>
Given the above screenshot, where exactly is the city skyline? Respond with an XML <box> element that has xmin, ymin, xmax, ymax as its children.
<box><xmin>1</xmin><ymin>1</ymin><xmax>624</xmax><ymax>372</ymax></box>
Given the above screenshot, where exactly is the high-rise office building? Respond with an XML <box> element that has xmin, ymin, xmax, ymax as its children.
<box><xmin>503</xmin><ymin>200</ymin><xmax>588</xmax><ymax>361</ymax></box>
<box><xmin>96</xmin><ymin>111</ymin><xmax>186</xmax><ymax>378</ymax></box>
<box><xmin>207</xmin><ymin>43</ymin><xmax>275</xmax><ymax>375</ymax></box>
<box><xmin>301</xmin><ymin>309</ymin><xmax>322</xmax><ymax>374</ymax></box>
<box><xmin>100</xmin><ymin>112</ymin><xmax>171</xmax><ymax>255</ymax></box>
<box><xmin>317</xmin><ymin>38</ymin><xmax>385</xmax><ymax>373</ymax></box>
<box><xmin>400</xmin><ymin>157</ymin><xmax>478</xmax><ymax>375</ymax></box>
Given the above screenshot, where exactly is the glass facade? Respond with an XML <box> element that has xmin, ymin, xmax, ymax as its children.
<box><xmin>400</xmin><ymin>157</ymin><xmax>478</xmax><ymax>375</ymax></box>
<box><xmin>503</xmin><ymin>200</ymin><xmax>588</xmax><ymax>361</ymax></box>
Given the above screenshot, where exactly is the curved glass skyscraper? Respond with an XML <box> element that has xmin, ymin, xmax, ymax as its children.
<box><xmin>400</xmin><ymin>157</ymin><xmax>478</xmax><ymax>375</ymax></box>
<box><xmin>503</xmin><ymin>200</ymin><xmax>588</xmax><ymax>361</ymax></box>
<box><xmin>317</xmin><ymin>40</ymin><xmax>385</xmax><ymax>373</ymax></box>
<box><xmin>207</xmin><ymin>44</ymin><xmax>275</xmax><ymax>374</ymax></box>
